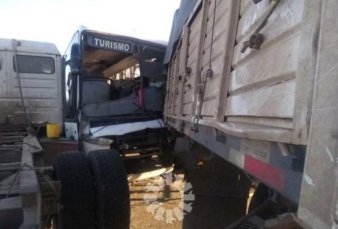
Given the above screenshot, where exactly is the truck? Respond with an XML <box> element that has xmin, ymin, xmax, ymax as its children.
<box><xmin>0</xmin><ymin>28</ymin><xmax>168</xmax><ymax>229</ymax></box>
<box><xmin>0</xmin><ymin>38</ymin><xmax>63</xmax><ymax>229</ymax></box>
<box><xmin>163</xmin><ymin>0</ymin><xmax>338</xmax><ymax>228</ymax></box>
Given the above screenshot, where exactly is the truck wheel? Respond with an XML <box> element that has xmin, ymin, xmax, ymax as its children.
<box><xmin>88</xmin><ymin>149</ymin><xmax>130</xmax><ymax>229</ymax></box>
<box><xmin>53</xmin><ymin>151</ymin><xmax>95</xmax><ymax>229</ymax></box>
<box><xmin>159</xmin><ymin>137</ymin><xmax>174</xmax><ymax>167</ymax></box>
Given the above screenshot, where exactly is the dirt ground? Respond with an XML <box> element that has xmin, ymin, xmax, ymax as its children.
<box><xmin>127</xmin><ymin>156</ymin><xmax>254</xmax><ymax>229</ymax></box>
<box><xmin>129</xmin><ymin>174</ymin><xmax>184</xmax><ymax>229</ymax></box>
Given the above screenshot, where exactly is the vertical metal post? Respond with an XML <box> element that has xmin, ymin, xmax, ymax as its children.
<box><xmin>297</xmin><ymin>1</ymin><xmax>338</xmax><ymax>228</ymax></box>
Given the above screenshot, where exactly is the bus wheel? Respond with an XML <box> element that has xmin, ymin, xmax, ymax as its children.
<box><xmin>88</xmin><ymin>149</ymin><xmax>130</xmax><ymax>229</ymax></box>
<box><xmin>53</xmin><ymin>151</ymin><xmax>95</xmax><ymax>229</ymax></box>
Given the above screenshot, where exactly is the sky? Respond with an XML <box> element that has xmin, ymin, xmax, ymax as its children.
<box><xmin>0</xmin><ymin>0</ymin><xmax>180</xmax><ymax>53</ymax></box>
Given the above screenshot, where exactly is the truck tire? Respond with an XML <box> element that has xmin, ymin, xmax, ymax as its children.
<box><xmin>53</xmin><ymin>151</ymin><xmax>95</xmax><ymax>229</ymax></box>
<box><xmin>159</xmin><ymin>137</ymin><xmax>174</xmax><ymax>167</ymax></box>
<box><xmin>88</xmin><ymin>149</ymin><xmax>130</xmax><ymax>229</ymax></box>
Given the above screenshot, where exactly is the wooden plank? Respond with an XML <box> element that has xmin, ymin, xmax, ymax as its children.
<box><xmin>183</xmin><ymin>102</ymin><xmax>193</xmax><ymax>116</ymax></box>
<box><xmin>173</xmin><ymin>48</ymin><xmax>181</xmax><ymax>116</ymax></box>
<box><xmin>166</xmin><ymin>63</ymin><xmax>174</xmax><ymax>116</ymax></box>
<box><xmin>230</xmin><ymin>34</ymin><xmax>300</xmax><ymax>92</ymax></box>
<box><xmin>225</xmin><ymin>80</ymin><xmax>296</xmax><ymax>118</ymax></box>
<box><xmin>240</xmin><ymin>0</ymin><xmax>251</xmax><ymax>15</ymax></box>
<box><xmin>201</xmin><ymin>99</ymin><xmax>217</xmax><ymax>117</ymax></box>
<box><xmin>189</xmin><ymin>6</ymin><xmax>203</xmax><ymax>36</ymax></box>
<box><xmin>199</xmin><ymin>0</ymin><xmax>240</xmax><ymax>118</ymax></box>
<box><xmin>220</xmin><ymin>0</ymin><xmax>312</xmax><ymax>142</ymax></box>
<box><xmin>215</xmin><ymin>0</ymin><xmax>241</xmax><ymax>121</ymax></box>
<box><xmin>187</xmin><ymin>42</ymin><xmax>199</xmax><ymax>65</ymax></box>
<box><xmin>201</xmin><ymin>49</ymin><xmax>225</xmax><ymax>99</ymax></box>
<box><xmin>185</xmin><ymin>1</ymin><xmax>209</xmax><ymax>114</ymax></box>
<box><xmin>182</xmin><ymin>6</ymin><xmax>204</xmax><ymax>110</ymax></box>
<box><xmin>190</xmin><ymin>0</ymin><xmax>215</xmax><ymax>119</ymax></box>
<box><xmin>236</xmin><ymin>0</ymin><xmax>272</xmax><ymax>42</ymax></box>
<box><xmin>234</xmin><ymin>0</ymin><xmax>304</xmax><ymax>63</ymax></box>
<box><xmin>169</xmin><ymin>58</ymin><xmax>176</xmax><ymax>116</ymax></box>
<box><xmin>227</xmin><ymin>117</ymin><xmax>293</xmax><ymax>129</ymax></box>
<box><xmin>203</xmin><ymin>5</ymin><xmax>229</xmax><ymax>50</ymax></box>
<box><xmin>103</xmin><ymin>56</ymin><xmax>138</xmax><ymax>76</ymax></box>
<box><xmin>183</xmin><ymin>80</ymin><xmax>194</xmax><ymax>102</ymax></box>
<box><xmin>178</xmin><ymin>27</ymin><xmax>190</xmax><ymax>119</ymax></box>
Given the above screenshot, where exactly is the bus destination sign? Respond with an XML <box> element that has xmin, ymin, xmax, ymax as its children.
<box><xmin>86</xmin><ymin>35</ymin><xmax>134</xmax><ymax>53</ymax></box>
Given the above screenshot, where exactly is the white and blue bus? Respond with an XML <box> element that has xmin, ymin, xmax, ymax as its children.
<box><xmin>63</xmin><ymin>28</ymin><xmax>170</xmax><ymax>158</ymax></box>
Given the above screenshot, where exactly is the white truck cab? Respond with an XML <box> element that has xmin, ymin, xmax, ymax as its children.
<box><xmin>0</xmin><ymin>38</ymin><xmax>62</xmax><ymax>125</ymax></box>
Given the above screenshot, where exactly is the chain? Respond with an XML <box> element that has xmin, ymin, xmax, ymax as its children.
<box><xmin>192</xmin><ymin>0</ymin><xmax>217</xmax><ymax>132</ymax></box>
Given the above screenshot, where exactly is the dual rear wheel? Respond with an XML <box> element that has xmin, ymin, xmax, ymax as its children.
<box><xmin>53</xmin><ymin>150</ymin><xmax>130</xmax><ymax>229</ymax></box>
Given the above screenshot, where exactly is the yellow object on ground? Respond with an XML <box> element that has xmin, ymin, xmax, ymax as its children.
<box><xmin>46</xmin><ymin>123</ymin><xmax>60</xmax><ymax>138</ymax></box>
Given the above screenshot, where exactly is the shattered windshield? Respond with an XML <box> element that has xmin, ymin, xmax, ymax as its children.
<box><xmin>80</xmin><ymin>33</ymin><xmax>166</xmax><ymax>118</ymax></box>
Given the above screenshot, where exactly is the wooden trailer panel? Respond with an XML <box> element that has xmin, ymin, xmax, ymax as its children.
<box><xmin>182</xmin><ymin>7</ymin><xmax>203</xmax><ymax>116</ymax></box>
<box><xmin>186</xmin><ymin>0</ymin><xmax>240</xmax><ymax>119</ymax></box>
<box><xmin>223</xmin><ymin>0</ymin><xmax>314</xmax><ymax>144</ymax></box>
<box><xmin>166</xmin><ymin>0</ymin><xmax>320</xmax><ymax>145</ymax></box>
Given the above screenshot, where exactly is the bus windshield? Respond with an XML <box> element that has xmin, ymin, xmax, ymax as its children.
<box><xmin>63</xmin><ymin>30</ymin><xmax>166</xmax><ymax>120</ymax></box>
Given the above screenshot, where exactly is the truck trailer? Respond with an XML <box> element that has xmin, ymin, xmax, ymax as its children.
<box><xmin>164</xmin><ymin>0</ymin><xmax>338</xmax><ymax>228</ymax></box>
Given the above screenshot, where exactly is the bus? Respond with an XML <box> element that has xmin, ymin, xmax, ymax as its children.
<box><xmin>63</xmin><ymin>28</ymin><xmax>170</xmax><ymax>158</ymax></box>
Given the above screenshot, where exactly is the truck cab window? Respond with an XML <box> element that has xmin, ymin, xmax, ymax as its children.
<box><xmin>13</xmin><ymin>55</ymin><xmax>55</xmax><ymax>74</ymax></box>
